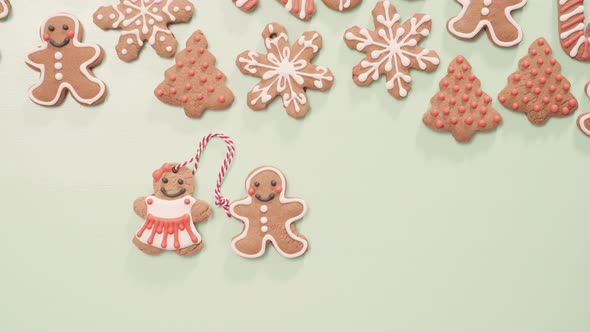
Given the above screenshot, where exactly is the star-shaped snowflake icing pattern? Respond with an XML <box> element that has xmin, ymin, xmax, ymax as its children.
<box><xmin>93</xmin><ymin>0</ymin><xmax>194</xmax><ymax>62</ymax></box>
<box><xmin>236</xmin><ymin>23</ymin><xmax>334</xmax><ymax>119</ymax></box>
<box><xmin>232</xmin><ymin>0</ymin><xmax>361</xmax><ymax>21</ymax></box>
<box><xmin>344</xmin><ymin>1</ymin><xmax>440</xmax><ymax>99</ymax></box>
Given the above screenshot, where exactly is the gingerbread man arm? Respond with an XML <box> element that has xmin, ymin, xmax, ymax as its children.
<box><xmin>191</xmin><ymin>200</ymin><xmax>212</xmax><ymax>223</ymax></box>
<box><xmin>283</xmin><ymin>201</ymin><xmax>305</xmax><ymax>219</ymax></box>
<box><xmin>76</xmin><ymin>45</ymin><xmax>104</xmax><ymax>67</ymax></box>
<box><xmin>133</xmin><ymin>196</ymin><xmax>148</xmax><ymax>219</ymax></box>
<box><xmin>26</xmin><ymin>48</ymin><xmax>48</xmax><ymax>67</ymax></box>
<box><xmin>230</xmin><ymin>201</ymin><xmax>250</xmax><ymax>218</ymax></box>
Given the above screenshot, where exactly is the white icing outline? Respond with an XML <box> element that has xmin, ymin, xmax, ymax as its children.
<box><xmin>578</xmin><ymin>113</ymin><xmax>590</xmax><ymax>136</ymax></box>
<box><xmin>0</xmin><ymin>0</ymin><xmax>9</xmax><ymax>19</ymax></box>
<box><xmin>229</xmin><ymin>167</ymin><xmax>308</xmax><ymax>259</ymax></box>
<box><xmin>25</xmin><ymin>13</ymin><xmax>106</xmax><ymax>106</ymax></box>
<box><xmin>447</xmin><ymin>0</ymin><xmax>527</xmax><ymax>48</ymax></box>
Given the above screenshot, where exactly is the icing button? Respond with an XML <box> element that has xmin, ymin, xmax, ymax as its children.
<box><xmin>54</xmin><ymin>52</ymin><xmax>63</xmax><ymax>60</ymax></box>
<box><xmin>260</xmin><ymin>205</ymin><xmax>268</xmax><ymax>213</ymax></box>
<box><xmin>261</xmin><ymin>226</ymin><xmax>268</xmax><ymax>233</ymax></box>
<box><xmin>260</xmin><ymin>217</ymin><xmax>268</xmax><ymax>224</ymax></box>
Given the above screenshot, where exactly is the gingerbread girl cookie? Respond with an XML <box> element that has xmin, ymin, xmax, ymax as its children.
<box><xmin>230</xmin><ymin>167</ymin><xmax>308</xmax><ymax>259</ymax></box>
<box><xmin>448</xmin><ymin>0</ymin><xmax>527</xmax><ymax>47</ymax></box>
<box><xmin>133</xmin><ymin>164</ymin><xmax>212</xmax><ymax>256</ymax></box>
<box><xmin>25</xmin><ymin>13</ymin><xmax>107</xmax><ymax>107</ymax></box>
<box><xmin>93</xmin><ymin>0</ymin><xmax>194</xmax><ymax>62</ymax></box>
<box><xmin>0</xmin><ymin>0</ymin><xmax>11</xmax><ymax>19</ymax></box>
<box><xmin>236</xmin><ymin>23</ymin><xmax>334</xmax><ymax>119</ymax></box>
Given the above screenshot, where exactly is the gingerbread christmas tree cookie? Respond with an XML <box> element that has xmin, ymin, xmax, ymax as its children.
<box><xmin>236</xmin><ymin>23</ymin><xmax>334</xmax><ymax>119</ymax></box>
<box><xmin>0</xmin><ymin>0</ymin><xmax>11</xmax><ymax>19</ymax></box>
<box><xmin>155</xmin><ymin>31</ymin><xmax>234</xmax><ymax>119</ymax></box>
<box><xmin>498</xmin><ymin>38</ymin><xmax>578</xmax><ymax>125</ymax></box>
<box><xmin>343</xmin><ymin>1</ymin><xmax>440</xmax><ymax>99</ymax></box>
<box><xmin>93</xmin><ymin>0</ymin><xmax>194</xmax><ymax>62</ymax></box>
<box><xmin>423</xmin><ymin>56</ymin><xmax>502</xmax><ymax>143</ymax></box>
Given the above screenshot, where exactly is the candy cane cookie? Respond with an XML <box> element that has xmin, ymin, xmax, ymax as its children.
<box><xmin>558</xmin><ymin>0</ymin><xmax>590</xmax><ymax>61</ymax></box>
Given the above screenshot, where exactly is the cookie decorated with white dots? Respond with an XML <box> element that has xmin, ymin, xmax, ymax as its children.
<box><xmin>93</xmin><ymin>0</ymin><xmax>194</xmax><ymax>62</ymax></box>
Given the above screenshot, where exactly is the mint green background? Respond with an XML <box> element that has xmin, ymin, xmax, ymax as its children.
<box><xmin>1</xmin><ymin>0</ymin><xmax>589</xmax><ymax>331</ymax></box>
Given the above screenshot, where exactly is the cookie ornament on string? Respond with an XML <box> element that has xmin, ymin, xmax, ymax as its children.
<box><xmin>155</xmin><ymin>30</ymin><xmax>234</xmax><ymax>118</ymax></box>
<box><xmin>93</xmin><ymin>0</ymin><xmax>194</xmax><ymax>62</ymax></box>
<box><xmin>577</xmin><ymin>83</ymin><xmax>590</xmax><ymax>137</ymax></box>
<box><xmin>230</xmin><ymin>167</ymin><xmax>308</xmax><ymax>259</ymax></box>
<box><xmin>558</xmin><ymin>0</ymin><xmax>590</xmax><ymax>61</ymax></box>
<box><xmin>25</xmin><ymin>13</ymin><xmax>107</xmax><ymax>107</ymax></box>
<box><xmin>0</xmin><ymin>0</ymin><xmax>11</xmax><ymax>20</ymax></box>
<box><xmin>236</xmin><ymin>23</ymin><xmax>334</xmax><ymax>119</ymax></box>
<box><xmin>447</xmin><ymin>0</ymin><xmax>527</xmax><ymax>47</ymax></box>
<box><xmin>423</xmin><ymin>56</ymin><xmax>502</xmax><ymax>143</ymax></box>
<box><xmin>232</xmin><ymin>0</ymin><xmax>361</xmax><ymax>21</ymax></box>
<box><xmin>343</xmin><ymin>1</ymin><xmax>440</xmax><ymax>99</ymax></box>
<box><xmin>132</xmin><ymin>133</ymin><xmax>236</xmax><ymax>256</ymax></box>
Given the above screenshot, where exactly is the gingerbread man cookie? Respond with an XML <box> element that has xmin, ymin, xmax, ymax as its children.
<box><xmin>344</xmin><ymin>1</ymin><xmax>440</xmax><ymax>99</ymax></box>
<box><xmin>93</xmin><ymin>0</ymin><xmax>194</xmax><ymax>62</ymax></box>
<box><xmin>236</xmin><ymin>23</ymin><xmax>334</xmax><ymax>119</ymax></box>
<box><xmin>0</xmin><ymin>0</ymin><xmax>11</xmax><ymax>19</ymax></box>
<box><xmin>25</xmin><ymin>13</ymin><xmax>107</xmax><ymax>107</ymax></box>
<box><xmin>232</xmin><ymin>0</ymin><xmax>361</xmax><ymax>21</ymax></box>
<box><xmin>230</xmin><ymin>167</ymin><xmax>308</xmax><ymax>259</ymax></box>
<box><xmin>448</xmin><ymin>0</ymin><xmax>527</xmax><ymax>47</ymax></box>
<box><xmin>133</xmin><ymin>164</ymin><xmax>212</xmax><ymax>256</ymax></box>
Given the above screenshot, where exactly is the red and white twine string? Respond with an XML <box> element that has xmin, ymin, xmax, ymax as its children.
<box><xmin>173</xmin><ymin>133</ymin><xmax>235</xmax><ymax>217</ymax></box>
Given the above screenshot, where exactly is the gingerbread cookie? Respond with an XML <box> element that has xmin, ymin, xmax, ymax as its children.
<box><xmin>25</xmin><ymin>13</ymin><xmax>107</xmax><ymax>107</ymax></box>
<box><xmin>423</xmin><ymin>56</ymin><xmax>502</xmax><ymax>143</ymax></box>
<box><xmin>232</xmin><ymin>0</ymin><xmax>361</xmax><ymax>21</ymax></box>
<box><xmin>93</xmin><ymin>0</ymin><xmax>194</xmax><ymax>62</ymax></box>
<box><xmin>448</xmin><ymin>0</ymin><xmax>527</xmax><ymax>47</ymax></box>
<box><xmin>558</xmin><ymin>0</ymin><xmax>590</xmax><ymax>61</ymax></box>
<box><xmin>236</xmin><ymin>23</ymin><xmax>334</xmax><ymax>119</ymax></box>
<box><xmin>498</xmin><ymin>38</ymin><xmax>578</xmax><ymax>125</ymax></box>
<box><xmin>0</xmin><ymin>0</ymin><xmax>11</xmax><ymax>19</ymax></box>
<box><xmin>577</xmin><ymin>83</ymin><xmax>590</xmax><ymax>136</ymax></box>
<box><xmin>133</xmin><ymin>163</ymin><xmax>212</xmax><ymax>256</ymax></box>
<box><xmin>230</xmin><ymin>167</ymin><xmax>308</xmax><ymax>259</ymax></box>
<box><xmin>155</xmin><ymin>30</ymin><xmax>234</xmax><ymax>118</ymax></box>
<box><xmin>343</xmin><ymin>1</ymin><xmax>440</xmax><ymax>99</ymax></box>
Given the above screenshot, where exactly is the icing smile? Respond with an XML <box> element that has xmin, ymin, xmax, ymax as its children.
<box><xmin>255</xmin><ymin>193</ymin><xmax>275</xmax><ymax>202</ymax></box>
<box><xmin>160</xmin><ymin>187</ymin><xmax>186</xmax><ymax>198</ymax></box>
<box><xmin>49</xmin><ymin>38</ymin><xmax>70</xmax><ymax>48</ymax></box>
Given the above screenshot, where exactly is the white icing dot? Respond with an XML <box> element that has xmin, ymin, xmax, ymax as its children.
<box><xmin>135</xmin><ymin>20</ymin><xmax>141</xmax><ymax>26</ymax></box>
<box><xmin>185</xmin><ymin>6</ymin><xmax>192</xmax><ymax>11</ymax></box>
<box><xmin>121</xmin><ymin>48</ymin><xmax>128</xmax><ymax>55</ymax></box>
<box><xmin>109</xmin><ymin>13</ymin><xmax>116</xmax><ymax>19</ymax></box>
<box><xmin>55</xmin><ymin>73</ymin><xmax>63</xmax><ymax>81</ymax></box>
<box><xmin>54</xmin><ymin>52</ymin><xmax>63</xmax><ymax>60</ymax></box>
<box><xmin>261</xmin><ymin>226</ymin><xmax>268</xmax><ymax>233</ymax></box>
<box><xmin>173</xmin><ymin>6</ymin><xmax>180</xmax><ymax>12</ymax></box>
<box><xmin>148</xmin><ymin>19</ymin><xmax>155</xmax><ymax>25</ymax></box>
<box><xmin>152</xmin><ymin>8</ymin><xmax>159</xmax><ymax>13</ymax></box>
<box><xmin>126</xmin><ymin>8</ymin><xmax>132</xmax><ymax>14</ymax></box>
<box><xmin>54</xmin><ymin>62</ymin><xmax>63</xmax><ymax>70</ymax></box>
<box><xmin>127</xmin><ymin>38</ymin><xmax>134</xmax><ymax>45</ymax></box>
<box><xmin>159</xmin><ymin>36</ymin><xmax>165</xmax><ymax>42</ymax></box>
<box><xmin>260</xmin><ymin>217</ymin><xmax>268</xmax><ymax>224</ymax></box>
<box><xmin>97</xmin><ymin>14</ymin><xmax>104</xmax><ymax>20</ymax></box>
<box><xmin>481</xmin><ymin>8</ymin><xmax>490</xmax><ymax>16</ymax></box>
<box><xmin>260</xmin><ymin>205</ymin><xmax>268</xmax><ymax>213</ymax></box>
<box><xmin>166</xmin><ymin>46</ymin><xmax>173</xmax><ymax>52</ymax></box>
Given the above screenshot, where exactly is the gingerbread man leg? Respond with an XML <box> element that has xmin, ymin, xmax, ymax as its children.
<box><xmin>68</xmin><ymin>72</ymin><xmax>106</xmax><ymax>104</ymax></box>
<box><xmin>30</xmin><ymin>81</ymin><xmax>63</xmax><ymax>105</ymax></box>
<box><xmin>233</xmin><ymin>228</ymin><xmax>265</xmax><ymax>257</ymax></box>
<box><xmin>132</xmin><ymin>237</ymin><xmax>162</xmax><ymax>255</ymax></box>
<box><xmin>272</xmin><ymin>225</ymin><xmax>307</xmax><ymax>257</ymax></box>
<box><xmin>176</xmin><ymin>242</ymin><xmax>204</xmax><ymax>257</ymax></box>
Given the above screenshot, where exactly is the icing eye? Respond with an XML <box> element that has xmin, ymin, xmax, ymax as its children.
<box><xmin>48</xmin><ymin>25</ymin><xmax>55</xmax><ymax>32</ymax></box>
<box><xmin>254</xmin><ymin>182</ymin><xmax>260</xmax><ymax>187</ymax></box>
<box><xmin>162</xmin><ymin>177</ymin><xmax>168</xmax><ymax>184</ymax></box>
<box><xmin>63</xmin><ymin>24</ymin><xmax>69</xmax><ymax>30</ymax></box>
<box><xmin>177</xmin><ymin>179</ymin><xmax>184</xmax><ymax>185</ymax></box>
<box><xmin>271</xmin><ymin>180</ymin><xmax>277</xmax><ymax>186</ymax></box>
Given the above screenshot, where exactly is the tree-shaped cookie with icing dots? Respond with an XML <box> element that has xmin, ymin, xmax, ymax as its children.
<box><xmin>447</xmin><ymin>0</ymin><xmax>527</xmax><ymax>47</ymax></box>
<box><xmin>423</xmin><ymin>56</ymin><xmax>502</xmax><ymax>143</ymax></box>
<box><xmin>0</xmin><ymin>0</ymin><xmax>11</xmax><ymax>20</ymax></box>
<box><xmin>236</xmin><ymin>23</ymin><xmax>334</xmax><ymax>119</ymax></box>
<box><xmin>343</xmin><ymin>1</ymin><xmax>440</xmax><ymax>99</ymax></box>
<box><xmin>498</xmin><ymin>38</ymin><xmax>578</xmax><ymax>125</ymax></box>
<box><xmin>232</xmin><ymin>0</ymin><xmax>362</xmax><ymax>21</ymax></box>
<box><xmin>93</xmin><ymin>0</ymin><xmax>194</xmax><ymax>62</ymax></box>
<box><xmin>155</xmin><ymin>30</ymin><xmax>235</xmax><ymax>118</ymax></box>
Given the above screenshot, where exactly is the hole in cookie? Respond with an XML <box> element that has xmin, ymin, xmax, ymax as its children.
<box><xmin>303</xmin><ymin>87</ymin><xmax>308</xmax><ymax>92</ymax></box>
<box><xmin>269</xmin><ymin>33</ymin><xmax>277</xmax><ymax>39</ymax></box>
<box><xmin>172</xmin><ymin>168</ymin><xmax>179</xmax><ymax>174</ymax></box>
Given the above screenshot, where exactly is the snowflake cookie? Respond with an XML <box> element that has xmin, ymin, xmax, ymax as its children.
<box><xmin>232</xmin><ymin>0</ymin><xmax>361</xmax><ymax>21</ymax></box>
<box><xmin>0</xmin><ymin>0</ymin><xmax>10</xmax><ymax>19</ymax></box>
<box><xmin>344</xmin><ymin>1</ymin><xmax>440</xmax><ymax>99</ymax></box>
<box><xmin>236</xmin><ymin>23</ymin><xmax>334</xmax><ymax>119</ymax></box>
<box><xmin>447</xmin><ymin>0</ymin><xmax>527</xmax><ymax>47</ymax></box>
<box><xmin>93</xmin><ymin>0</ymin><xmax>194</xmax><ymax>62</ymax></box>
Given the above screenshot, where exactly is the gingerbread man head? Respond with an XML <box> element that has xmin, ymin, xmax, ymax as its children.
<box><xmin>246</xmin><ymin>167</ymin><xmax>287</xmax><ymax>207</ymax></box>
<box><xmin>40</xmin><ymin>14</ymin><xmax>82</xmax><ymax>49</ymax></box>
<box><xmin>152</xmin><ymin>163</ymin><xmax>195</xmax><ymax>200</ymax></box>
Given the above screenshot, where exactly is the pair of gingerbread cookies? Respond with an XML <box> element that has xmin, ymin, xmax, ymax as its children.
<box><xmin>133</xmin><ymin>165</ymin><xmax>308</xmax><ymax>259</ymax></box>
